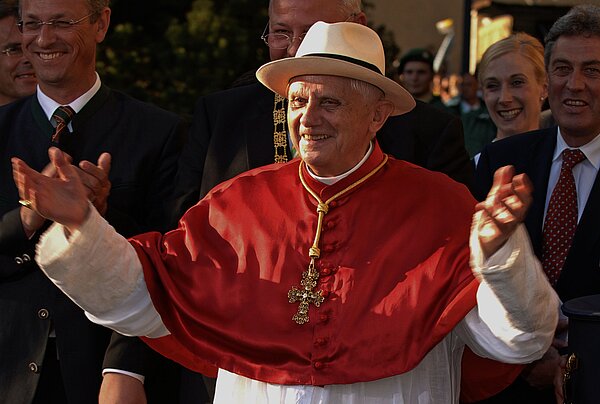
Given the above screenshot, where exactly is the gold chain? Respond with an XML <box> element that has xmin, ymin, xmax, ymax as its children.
<box><xmin>288</xmin><ymin>154</ymin><xmax>389</xmax><ymax>324</ymax></box>
<box><xmin>273</xmin><ymin>93</ymin><xmax>289</xmax><ymax>163</ymax></box>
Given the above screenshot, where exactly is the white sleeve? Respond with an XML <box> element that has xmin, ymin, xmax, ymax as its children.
<box><xmin>36</xmin><ymin>206</ymin><xmax>169</xmax><ymax>338</ymax></box>
<box><xmin>455</xmin><ymin>224</ymin><xmax>559</xmax><ymax>363</ymax></box>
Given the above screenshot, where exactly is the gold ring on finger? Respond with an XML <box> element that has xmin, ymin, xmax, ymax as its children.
<box><xmin>19</xmin><ymin>199</ymin><xmax>33</xmax><ymax>209</ymax></box>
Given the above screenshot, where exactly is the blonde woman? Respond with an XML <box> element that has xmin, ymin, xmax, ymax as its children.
<box><xmin>475</xmin><ymin>33</ymin><xmax>548</xmax><ymax>165</ymax></box>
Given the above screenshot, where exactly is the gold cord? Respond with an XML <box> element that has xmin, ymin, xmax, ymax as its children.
<box><xmin>288</xmin><ymin>154</ymin><xmax>389</xmax><ymax>324</ymax></box>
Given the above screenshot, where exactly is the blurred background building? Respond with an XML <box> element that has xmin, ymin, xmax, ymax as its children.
<box><xmin>372</xmin><ymin>0</ymin><xmax>594</xmax><ymax>74</ymax></box>
<box><xmin>371</xmin><ymin>0</ymin><xmax>595</xmax><ymax>100</ymax></box>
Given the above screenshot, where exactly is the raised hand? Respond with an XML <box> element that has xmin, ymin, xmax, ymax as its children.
<box><xmin>474</xmin><ymin>165</ymin><xmax>533</xmax><ymax>258</ymax></box>
<box><xmin>20</xmin><ymin>160</ymin><xmax>58</xmax><ymax>238</ymax></box>
<box><xmin>75</xmin><ymin>153</ymin><xmax>111</xmax><ymax>216</ymax></box>
<box><xmin>12</xmin><ymin>147</ymin><xmax>91</xmax><ymax>231</ymax></box>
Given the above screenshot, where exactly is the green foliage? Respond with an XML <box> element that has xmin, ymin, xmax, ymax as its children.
<box><xmin>98</xmin><ymin>0</ymin><xmax>268</xmax><ymax>117</ymax></box>
<box><xmin>97</xmin><ymin>0</ymin><xmax>398</xmax><ymax>117</ymax></box>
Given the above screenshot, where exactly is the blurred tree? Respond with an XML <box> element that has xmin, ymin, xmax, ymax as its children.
<box><xmin>98</xmin><ymin>0</ymin><xmax>268</xmax><ymax>117</ymax></box>
<box><xmin>97</xmin><ymin>0</ymin><xmax>398</xmax><ymax>117</ymax></box>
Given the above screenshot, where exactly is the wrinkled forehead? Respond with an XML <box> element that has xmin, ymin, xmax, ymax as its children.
<box><xmin>287</xmin><ymin>74</ymin><xmax>353</xmax><ymax>94</ymax></box>
<box><xmin>20</xmin><ymin>0</ymin><xmax>89</xmax><ymax>18</ymax></box>
<box><xmin>268</xmin><ymin>0</ymin><xmax>348</xmax><ymax>27</ymax></box>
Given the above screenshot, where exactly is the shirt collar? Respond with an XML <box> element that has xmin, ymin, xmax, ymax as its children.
<box><xmin>555</xmin><ymin>128</ymin><xmax>600</xmax><ymax>170</ymax></box>
<box><xmin>307</xmin><ymin>142</ymin><xmax>374</xmax><ymax>185</ymax></box>
<box><xmin>37</xmin><ymin>72</ymin><xmax>102</xmax><ymax>120</ymax></box>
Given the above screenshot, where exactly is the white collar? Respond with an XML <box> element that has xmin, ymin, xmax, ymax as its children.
<box><xmin>37</xmin><ymin>73</ymin><xmax>102</xmax><ymax>120</ymax></box>
<box><xmin>555</xmin><ymin>128</ymin><xmax>600</xmax><ymax>170</ymax></box>
<box><xmin>307</xmin><ymin>142</ymin><xmax>374</xmax><ymax>185</ymax></box>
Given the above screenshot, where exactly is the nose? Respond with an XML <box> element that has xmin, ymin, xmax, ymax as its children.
<box><xmin>287</xmin><ymin>37</ymin><xmax>303</xmax><ymax>58</ymax></box>
<box><xmin>498</xmin><ymin>84</ymin><xmax>513</xmax><ymax>104</ymax></box>
<box><xmin>566</xmin><ymin>71</ymin><xmax>584</xmax><ymax>92</ymax></box>
<box><xmin>17</xmin><ymin>55</ymin><xmax>32</xmax><ymax>66</ymax></box>
<box><xmin>300</xmin><ymin>99</ymin><xmax>321</xmax><ymax>127</ymax></box>
<box><xmin>404</xmin><ymin>71</ymin><xmax>418</xmax><ymax>83</ymax></box>
<box><xmin>36</xmin><ymin>24</ymin><xmax>57</xmax><ymax>47</ymax></box>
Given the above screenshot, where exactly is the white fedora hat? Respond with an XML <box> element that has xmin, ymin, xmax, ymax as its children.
<box><xmin>256</xmin><ymin>21</ymin><xmax>415</xmax><ymax>116</ymax></box>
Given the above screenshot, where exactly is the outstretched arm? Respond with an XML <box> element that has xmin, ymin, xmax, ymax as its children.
<box><xmin>35</xmin><ymin>196</ymin><xmax>168</xmax><ymax>338</ymax></box>
<box><xmin>14</xmin><ymin>147</ymin><xmax>167</xmax><ymax>337</ymax></box>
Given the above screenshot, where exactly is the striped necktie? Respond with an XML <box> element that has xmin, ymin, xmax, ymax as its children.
<box><xmin>51</xmin><ymin>105</ymin><xmax>75</xmax><ymax>144</ymax></box>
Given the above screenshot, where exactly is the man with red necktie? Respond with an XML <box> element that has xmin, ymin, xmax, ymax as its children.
<box><xmin>475</xmin><ymin>5</ymin><xmax>600</xmax><ymax>403</ymax></box>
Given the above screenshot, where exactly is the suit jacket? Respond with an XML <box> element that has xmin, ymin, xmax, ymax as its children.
<box><xmin>475</xmin><ymin>127</ymin><xmax>600</xmax><ymax>302</ymax></box>
<box><xmin>0</xmin><ymin>85</ymin><xmax>185</xmax><ymax>403</ymax></box>
<box><xmin>173</xmin><ymin>82</ymin><xmax>473</xmax><ymax>220</ymax></box>
<box><xmin>472</xmin><ymin>127</ymin><xmax>600</xmax><ymax>403</ymax></box>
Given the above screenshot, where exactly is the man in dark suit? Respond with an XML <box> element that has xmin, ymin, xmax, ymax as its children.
<box><xmin>173</xmin><ymin>0</ymin><xmax>473</xmax><ymax>220</ymax></box>
<box><xmin>0</xmin><ymin>0</ymin><xmax>187</xmax><ymax>402</ymax></box>
<box><xmin>475</xmin><ymin>5</ymin><xmax>600</xmax><ymax>402</ymax></box>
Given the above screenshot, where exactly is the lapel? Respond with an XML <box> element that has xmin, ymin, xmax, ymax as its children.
<box><xmin>71</xmin><ymin>84</ymin><xmax>111</xmax><ymax>131</ymax></box>
<box><xmin>524</xmin><ymin>128</ymin><xmax>557</xmax><ymax>254</ymax></box>
<box><xmin>556</xmin><ymin>135</ymin><xmax>600</xmax><ymax>297</ymax></box>
<box><xmin>58</xmin><ymin>85</ymin><xmax>112</xmax><ymax>156</ymax></box>
<box><xmin>568</xmin><ymin>164</ymin><xmax>600</xmax><ymax>261</ymax></box>
<box><xmin>31</xmin><ymin>94</ymin><xmax>54</xmax><ymax>137</ymax></box>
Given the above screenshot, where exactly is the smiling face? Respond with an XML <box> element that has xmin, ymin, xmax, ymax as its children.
<box><xmin>548</xmin><ymin>35</ymin><xmax>600</xmax><ymax>147</ymax></box>
<box><xmin>287</xmin><ymin>75</ymin><xmax>392</xmax><ymax>177</ymax></box>
<box><xmin>20</xmin><ymin>0</ymin><xmax>110</xmax><ymax>103</ymax></box>
<box><xmin>481</xmin><ymin>52</ymin><xmax>547</xmax><ymax>139</ymax></box>
<box><xmin>0</xmin><ymin>15</ymin><xmax>36</xmax><ymax>105</ymax></box>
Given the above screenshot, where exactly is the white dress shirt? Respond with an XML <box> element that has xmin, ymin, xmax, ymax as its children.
<box><xmin>37</xmin><ymin>72</ymin><xmax>101</xmax><ymax>130</ymax></box>
<box><xmin>544</xmin><ymin>130</ymin><xmax>600</xmax><ymax>223</ymax></box>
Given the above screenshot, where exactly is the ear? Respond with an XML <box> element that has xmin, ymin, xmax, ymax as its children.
<box><xmin>95</xmin><ymin>7</ymin><xmax>111</xmax><ymax>43</ymax></box>
<box><xmin>354</xmin><ymin>12</ymin><xmax>367</xmax><ymax>26</ymax></box>
<box><xmin>369</xmin><ymin>99</ymin><xmax>394</xmax><ymax>134</ymax></box>
<box><xmin>541</xmin><ymin>77</ymin><xmax>549</xmax><ymax>105</ymax></box>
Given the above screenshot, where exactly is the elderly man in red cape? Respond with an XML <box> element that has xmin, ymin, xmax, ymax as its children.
<box><xmin>13</xmin><ymin>22</ymin><xmax>558</xmax><ymax>403</ymax></box>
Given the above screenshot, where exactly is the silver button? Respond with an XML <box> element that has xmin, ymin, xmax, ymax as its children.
<box><xmin>28</xmin><ymin>362</ymin><xmax>40</xmax><ymax>373</ymax></box>
<box><xmin>37</xmin><ymin>309</ymin><xmax>49</xmax><ymax>319</ymax></box>
<box><xmin>14</xmin><ymin>257</ymin><xmax>23</xmax><ymax>264</ymax></box>
<box><xmin>22</xmin><ymin>254</ymin><xmax>31</xmax><ymax>262</ymax></box>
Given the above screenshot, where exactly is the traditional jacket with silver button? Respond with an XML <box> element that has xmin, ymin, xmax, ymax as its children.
<box><xmin>0</xmin><ymin>87</ymin><xmax>184</xmax><ymax>402</ymax></box>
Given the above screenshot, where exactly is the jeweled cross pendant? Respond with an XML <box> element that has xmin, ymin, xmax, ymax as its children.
<box><xmin>288</xmin><ymin>260</ymin><xmax>324</xmax><ymax>324</ymax></box>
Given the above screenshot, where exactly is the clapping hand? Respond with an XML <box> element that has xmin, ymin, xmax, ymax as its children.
<box><xmin>12</xmin><ymin>147</ymin><xmax>111</xmax><ymax>231</ymax></box>
<box><xmin>474</xmin><ymin>165</ymin><xmax>533</xmax><ymax>258</ymax></box>
<box><xmin>19</xmin><ymin>159</ymin><xmax>61</xmax><ymax>238</ymax></box>
<box><xmin>75</xmin><ymin>153</ymin><xmax>111</xmax><ymax>216</ymax></box>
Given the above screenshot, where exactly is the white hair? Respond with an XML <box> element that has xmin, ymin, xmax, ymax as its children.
<box><xmin>349</xmin><ymin>78</ymin><xmax>384</xmax><ymax>103</ymax></box>
<box><xmin>340</xmin><ymin>0</ymin><xmax>362</xmax><ymax>16</ymax></box>
<box><xmin>285</xmin><ymin>75</ymin><xmax>383</xmax><ymax>104</ymax></box>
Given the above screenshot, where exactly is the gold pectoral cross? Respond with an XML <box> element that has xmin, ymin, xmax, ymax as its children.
<box><xmin>289</xmin><ymin>156</ymin><xmax>388</xmax><ymax>325</ymax></box>
<box><xmin>288</xmin><ymin>258</ymin><xmax>325</xmax><ymax>324</ymax></box>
